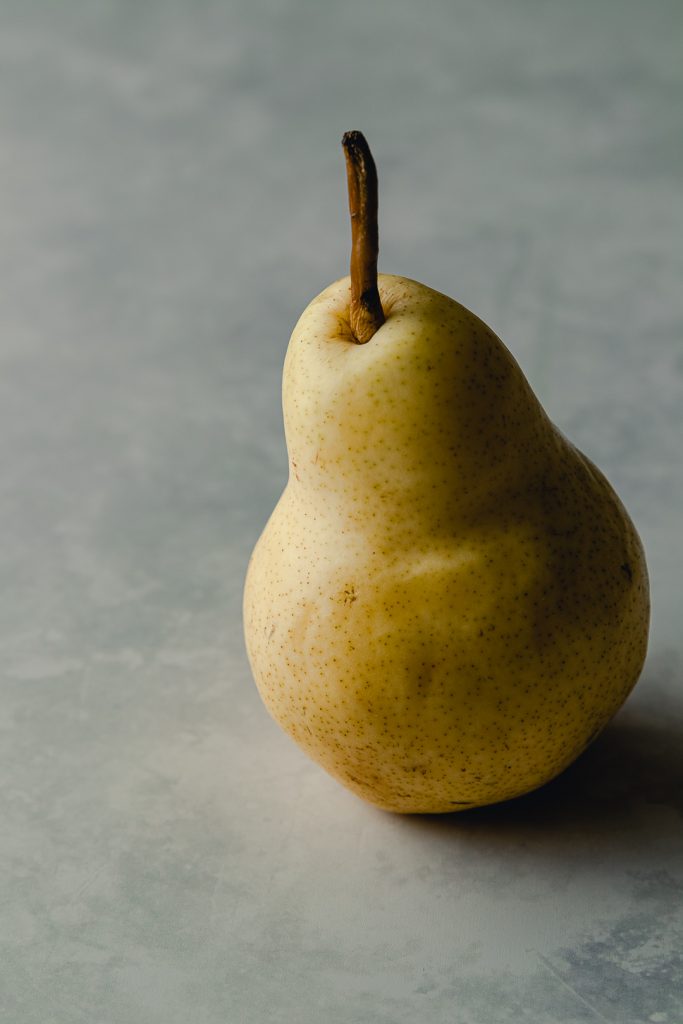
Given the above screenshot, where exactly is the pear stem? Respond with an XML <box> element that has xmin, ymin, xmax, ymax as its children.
<box><xmin>342</xmin><ymin>131</ymin><xmax>385</xmax><ymax>344</ymax></box>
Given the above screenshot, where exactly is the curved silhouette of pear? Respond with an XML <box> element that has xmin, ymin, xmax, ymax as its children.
<box><xmin>243</xmin><ymin>135</ymin><xmax>649</xmax><ymax>814</ymax></box>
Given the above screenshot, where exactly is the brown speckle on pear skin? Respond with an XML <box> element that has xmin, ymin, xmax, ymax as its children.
<box><xmin>243</xmin><ymin>274</ymin><xmax>650</xmax><ymax>814</ymax></box>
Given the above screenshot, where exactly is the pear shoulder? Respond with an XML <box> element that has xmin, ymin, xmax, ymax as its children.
<box><xmin>282</xmin><ymin>274</ymin><xmax>552</xmax><ymax>529</ymax></box>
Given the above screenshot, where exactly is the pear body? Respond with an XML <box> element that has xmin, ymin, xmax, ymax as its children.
<box><xmin>243</xmin><ymin>275</ymin><xmax>649</xmax><ymax>813</ymax></box>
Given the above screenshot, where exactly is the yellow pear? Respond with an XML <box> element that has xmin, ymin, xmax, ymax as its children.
<box><xmin>243</xmin><ymin>132</ymin><xmax>649</xmax><ymax>813</ymax></box>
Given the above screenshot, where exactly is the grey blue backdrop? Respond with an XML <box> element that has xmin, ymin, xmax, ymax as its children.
<box><xmin>1</xmin><ymin>1</ymin><xmax>682</xmax><ymax>1022</ymax></box>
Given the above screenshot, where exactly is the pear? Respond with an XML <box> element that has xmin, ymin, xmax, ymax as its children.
<box><xmin>243</xmin><ymin>132</ymin><xmax>649</xmax><ymax>814</ymax></box>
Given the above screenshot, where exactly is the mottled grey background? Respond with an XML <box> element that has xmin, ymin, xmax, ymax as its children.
<box><xmin>1</xmin><ymin>1</ymin><xmax>682</xmax><ymax>1022</ymax></box>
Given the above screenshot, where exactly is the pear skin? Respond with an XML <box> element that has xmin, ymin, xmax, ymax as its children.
<box><xmin>243</xmin><ymin>274</ymin><xmax>649</xmax><ymax>814</ymax></box>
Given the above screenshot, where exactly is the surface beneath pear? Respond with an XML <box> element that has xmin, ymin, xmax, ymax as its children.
<box><xmin>1</xmin><ymin>2</ymin><xmax>681</xmax><ymax>1022</ymax></box>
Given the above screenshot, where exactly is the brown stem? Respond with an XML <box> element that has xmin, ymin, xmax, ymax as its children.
<box><xmin>342</xmin><ymin>131</ymin><xmax>385</xmax><ymax>344</ymax></box>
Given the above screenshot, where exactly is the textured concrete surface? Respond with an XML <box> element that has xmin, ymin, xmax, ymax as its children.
<box><xmin>1</xmin><ymin>2</ymin><xmax>682</xmax><ymax>1022</ymax></box>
